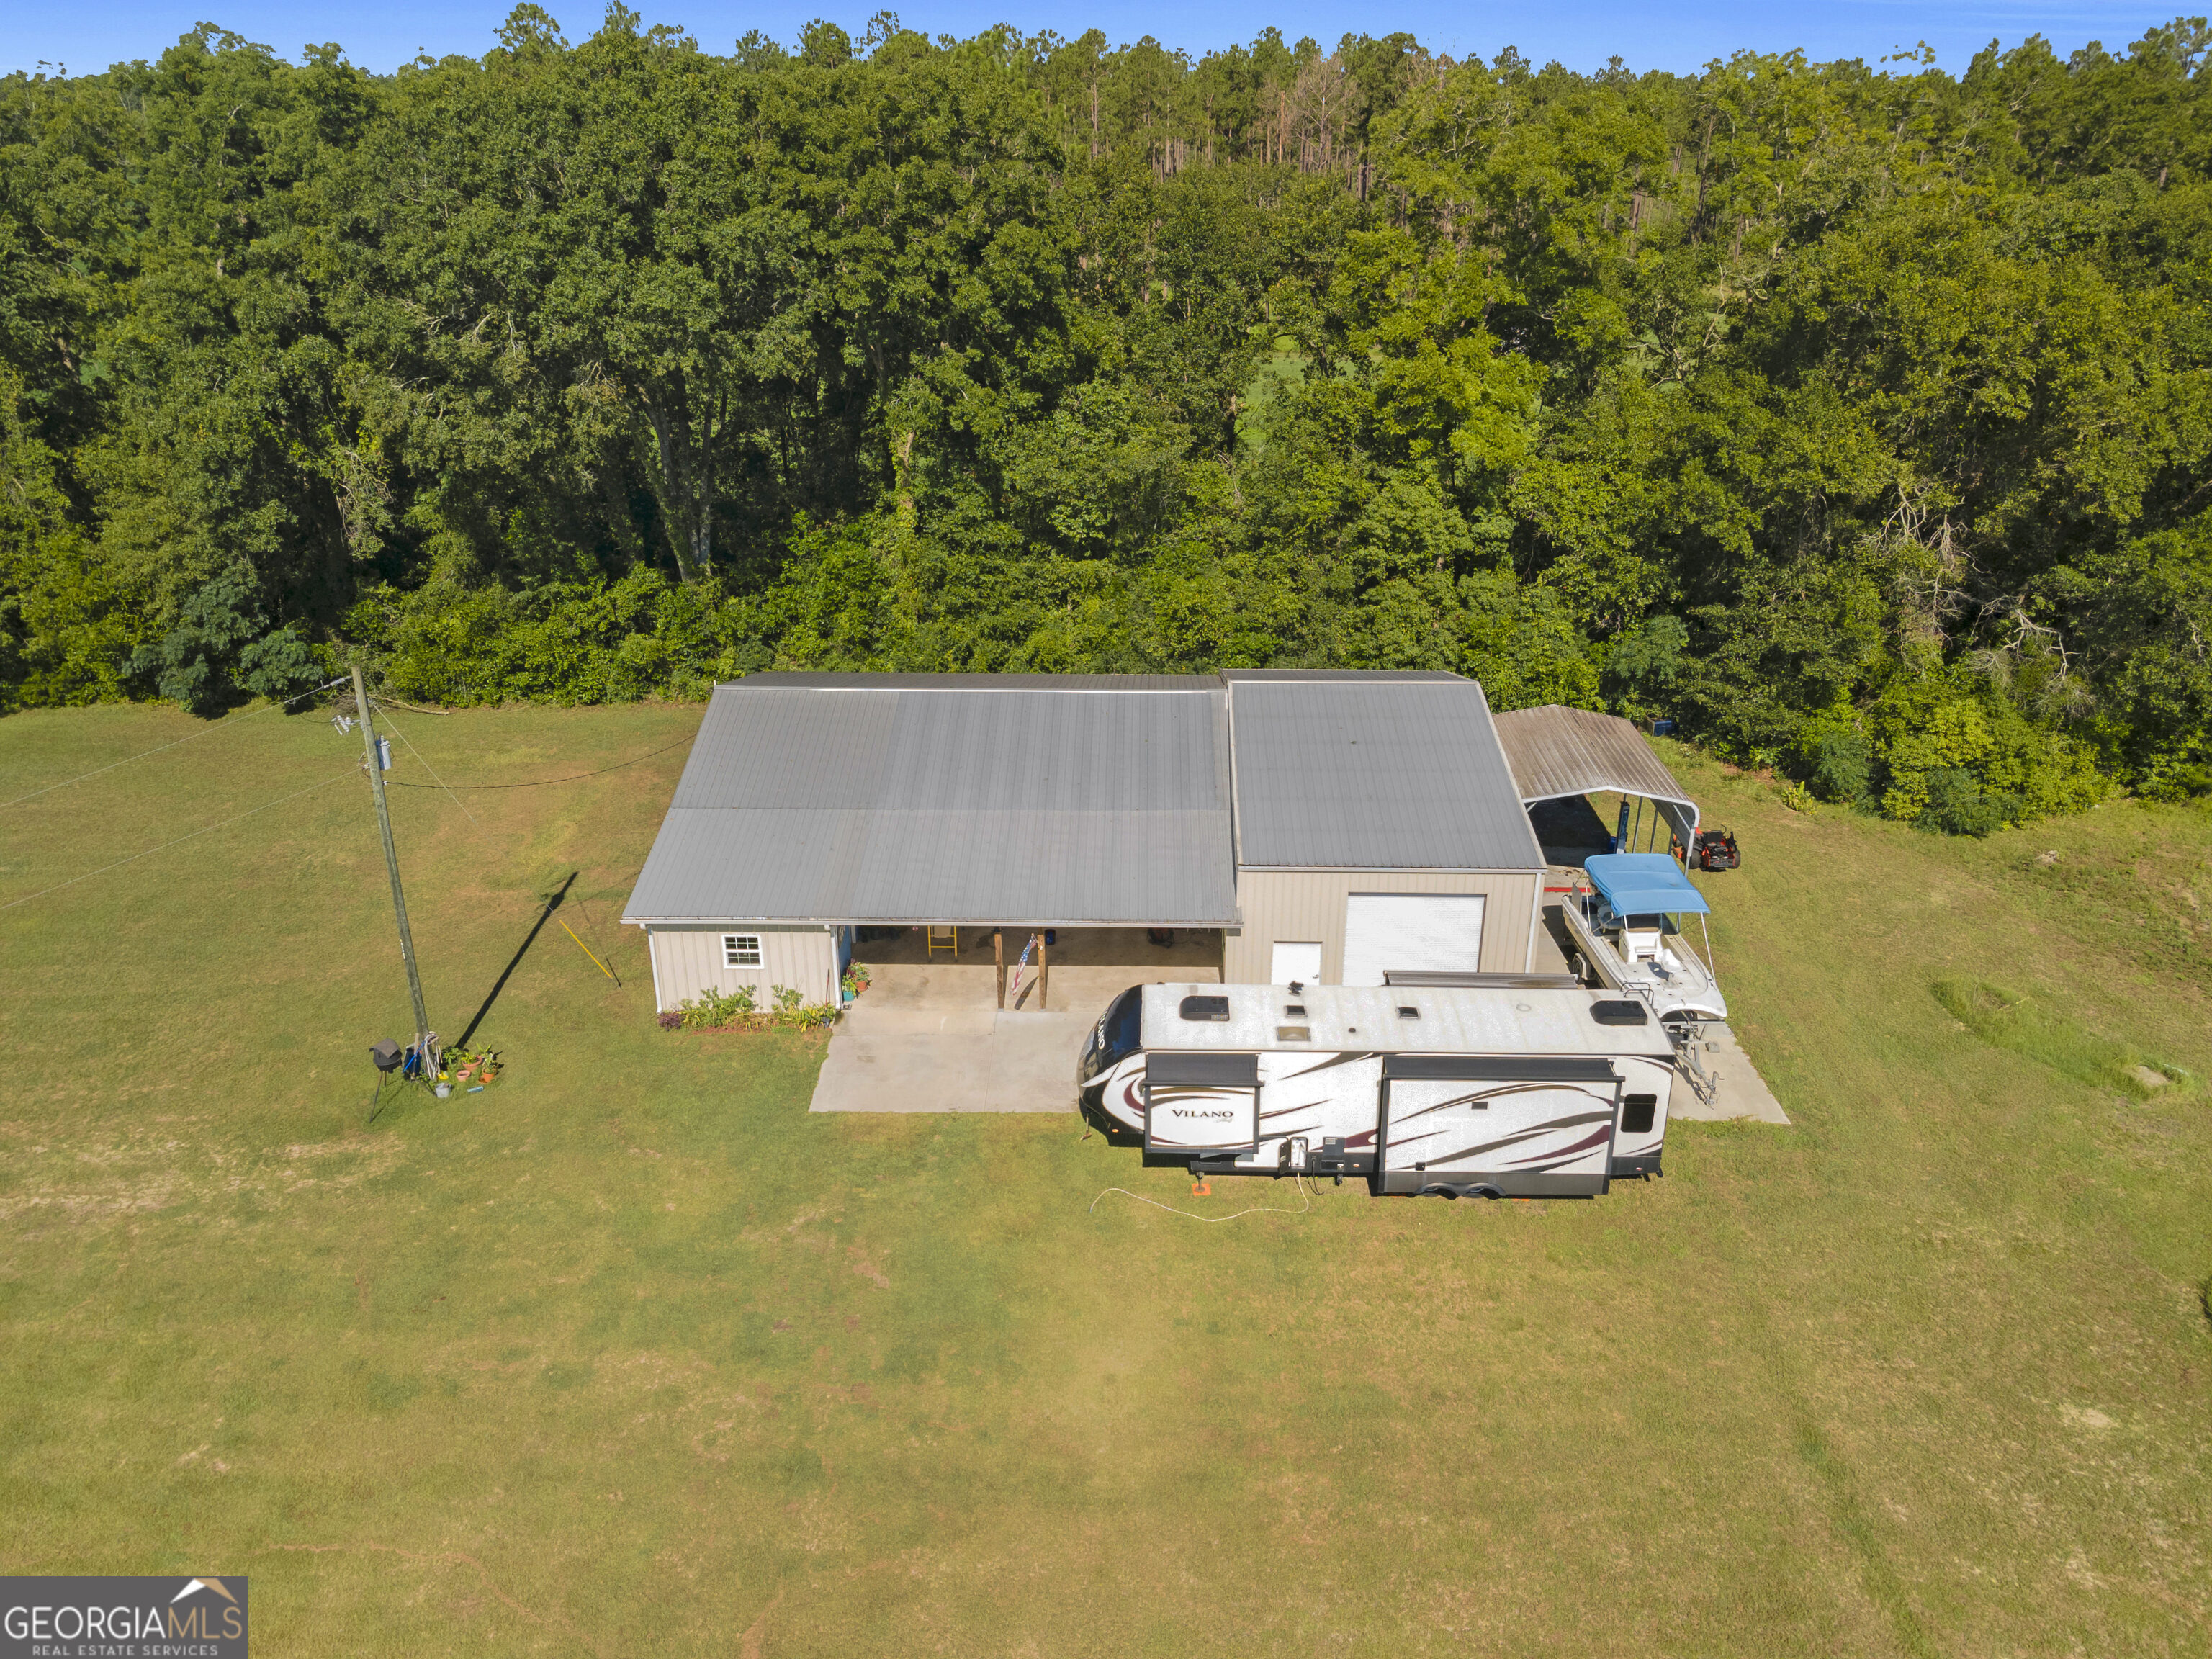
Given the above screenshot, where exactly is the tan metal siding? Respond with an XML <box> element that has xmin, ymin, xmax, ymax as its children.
<box><xmin>647</xmin><ymin>925</ymin><xmax>839</xmax><ymax>1014</ymax></box>
<box><xmin>1226</xmin><ymin>870</ymin><xmax>1539</xmax><ymax>985</ymax></box>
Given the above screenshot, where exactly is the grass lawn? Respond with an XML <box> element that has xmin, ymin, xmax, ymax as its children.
<box><xmin>2</xmin><ymin>701</ymin><xmax>2209</xmax><ymax>1656</ymax></box>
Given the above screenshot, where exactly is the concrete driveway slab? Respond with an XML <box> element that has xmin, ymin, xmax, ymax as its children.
<box><xmin>811</xmin><ymin>1004</ymin><xmax>1089</xmax><ymax>1112</ymax></box>
<box><xmin>1671</xmin><ymin>1023</ymin><xmax>1790</xmax><ymax>1124</ymax></box>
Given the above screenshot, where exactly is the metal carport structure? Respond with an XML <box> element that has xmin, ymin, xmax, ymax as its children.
<box><xmin>1492</xmin><ymin>704</ymin><xmax>1701</xmax><ymax>853</ymax></box>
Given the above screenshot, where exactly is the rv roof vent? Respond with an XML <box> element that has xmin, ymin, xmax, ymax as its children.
<box><xmin>1591</xmin><ymin>999</ymin><xmax>1650</xmax><ymax>1026</ymax></box>
<box><xmin>1284</xmin><ymin>1004</ymin><xmax>1306</xmax><ymax>1017</ymax></box>
<box><xmin>1276</xmin><ymin>1025</ymin><xmax>1311</xmax><ymax>1043</ymax></box>
<box><xmin>1396</xmin><ymin>1005</ymin><xmax>1420</xmax><ymax>1019</ymax></box>
<box><xmin>1179</xmin><ymin>995</ymin><xmax>1231</xmax><ymax>1022</ymax></box>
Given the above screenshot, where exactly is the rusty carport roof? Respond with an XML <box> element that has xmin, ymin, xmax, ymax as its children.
<box><xmin>1491</xmin><ymin>705</ymin><xmax>1701</xmax><ymax>836</ymax></box>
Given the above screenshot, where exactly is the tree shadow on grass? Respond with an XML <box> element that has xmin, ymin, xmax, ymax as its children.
<box><xmin>457</xmin><ymin>870</ymin><xmax>575</xmax><ymax>1049</ymax></box>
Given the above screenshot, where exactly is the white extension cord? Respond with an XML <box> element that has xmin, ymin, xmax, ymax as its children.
<box><xmin>1088</xmin><ymin>1172</ymin><xmax>1314</xmax><ymax>1223</ymax></box>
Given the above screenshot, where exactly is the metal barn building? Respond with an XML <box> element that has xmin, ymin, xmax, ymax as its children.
<box><xmin>621</xmin><ymin>670</ymin><xmax>1547</xmax><ymax>1012</ymax></box>
<box><xmin>1218</xmin><ymin>671</ymin><xmax>1545</xmax><ymax>985</ymax></box>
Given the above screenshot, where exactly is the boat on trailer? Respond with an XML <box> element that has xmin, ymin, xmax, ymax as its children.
<box><xmin>1560</xmin><ymin>853</ymin><xmax>1727</xmax><ymax>1027</ymax></box>
<box><xmin>1078</xmin><ymin>982</ymin><xmax>1679</xmax><ymax>1197</ymax></box>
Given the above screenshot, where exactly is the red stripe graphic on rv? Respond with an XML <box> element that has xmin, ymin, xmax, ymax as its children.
<box><xmin>1498</xmin><ymin>1123</ymin><xmax>1614</xmax><ymax>1166</ymax></box>
<box><xmin>1392</xmin><ymin>1084</ymin><xmax>1612</xmax><ymax>1125</ymax></box>
<box><xmin>1117</xmin><ymin>1075</ymin><xmax>1144</xmax><ymax>1123</ymax></box>
<box><xmin>1396</xmin><ymin>1125</ymin><xmax>1552</xmax><ymax>1162</ymax></box>
<box><xmin>1396</xmin><ymin>1111</ymin><xmax>1612</xmax><ymax>1165</ymax></box>
<box><xmin>1274</xmin><ymin>1052</ymin><xmax>1380</xmax><ymax>1079</ymax></box>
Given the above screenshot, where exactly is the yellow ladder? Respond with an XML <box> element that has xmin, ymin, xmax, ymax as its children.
<box><xmin>926</xmin><ymin>925</ymin><xmax>959</xmax><ymax>958</ymax></box>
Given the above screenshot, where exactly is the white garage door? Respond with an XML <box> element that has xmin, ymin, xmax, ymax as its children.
<box><xmin>1341</xmin><ymin>894</ymin><xmax>1485</xmax><ymax>986</ymax></box>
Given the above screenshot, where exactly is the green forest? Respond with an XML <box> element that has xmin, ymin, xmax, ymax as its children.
<box><xmin>4</xmin><ymin>11</ymin><xmax>2209</xmax><ymax>829</ymax></box>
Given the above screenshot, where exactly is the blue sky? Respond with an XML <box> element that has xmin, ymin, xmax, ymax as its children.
<box><xmin>6</xmin><ymin>0</ymin><xmax>2189</xmax><ymax>78</ymax></box>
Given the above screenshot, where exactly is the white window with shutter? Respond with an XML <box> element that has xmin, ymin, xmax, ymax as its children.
<box><xmin>722</xmin><ymin>933</ymin><xmax>763</xmax><ymax>968</ymax></box>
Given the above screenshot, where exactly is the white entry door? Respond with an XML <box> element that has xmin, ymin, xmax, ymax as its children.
<box><xmin>1269</xmin><ymin>941</ymin><xmax>1323</xmax><ymax>984</ymax></box>
<box><xmin>1342</xmin><ymin>894</ymin><xmax>1486</xmax><ymax>986</ymax></box>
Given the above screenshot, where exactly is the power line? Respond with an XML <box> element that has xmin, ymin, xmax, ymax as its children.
<box><xmin>0</xmin><ymin>676</ymin><xmax>349</xmax><ymax>811</ymax></box>
<box><xmin>382</xmin><ymin>734</ymin><xmax>694</xmax><ymax>791</ymax></box>
<box><xmin>372</xmin><ymin>703</ymin><xmax>480</xmax><ymax>828</ymax></box>
<box><xmin>1</xmin><ymin>768</ymin><xmax>359</xmax><ymax>913</ymax></box>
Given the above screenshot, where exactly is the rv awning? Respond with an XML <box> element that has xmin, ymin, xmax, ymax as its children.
<box><xmin>1583</xmin><ymin>853</ymin><xmax>1711</xmax><ymax>917</ymax></box>
<box><xmin>1492</xmin><ymin>705</ymin><xmax>1699</xmax><ymax>842</ymax></box>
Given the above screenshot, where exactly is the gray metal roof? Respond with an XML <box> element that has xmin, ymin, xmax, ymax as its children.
<box><xmin>1220</xmin><ymin>668</ymin><xmax>1465</xmax><ymax>682</ymax></box>
<box><xmin>623</xmin><ymin>681</ymin><xmax>1236</xmax><ymax>925</ymax></box>
<box><xmin>1493</xmin><ymin>706</ymin><xmax>1699</xmax><ymax>819</ymax></box>
<box><xmin>742</xmin><ymin>671</ymin><xmax>1216</xmax><ymax>691</ymax></box>
<box><xmin>1228</xmin><ymin>678</ymin><xmax>1545</xmax><ymax>870</ymax></box>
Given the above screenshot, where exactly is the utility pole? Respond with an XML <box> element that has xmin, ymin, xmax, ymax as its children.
<box><xmin>352</xmin><ymin>664</ymin><xmax>433</xmax><ymax>1069</ymax></box>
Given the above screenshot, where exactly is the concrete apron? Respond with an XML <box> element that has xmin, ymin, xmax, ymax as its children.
<box><xmin>811</xmin><ymin>956</ymin><xmax>1202</xmax><ymax>1114</ymax></box>
<box><xmin>810</xmin><ymin>1004</ymin><xmax>1092</xmax><ymax>1113</ymax></box>
<box><xmin>1670</xmin><ymin>1023</ymin><xmax>1790</xmax><ymax>1125</ymax></box>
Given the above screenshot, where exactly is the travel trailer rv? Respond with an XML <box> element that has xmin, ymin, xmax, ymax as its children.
<box><xmin>1078</xmin><ymin>981</ymin><xmax>1678</xmax><ymax>1197</ymax></box>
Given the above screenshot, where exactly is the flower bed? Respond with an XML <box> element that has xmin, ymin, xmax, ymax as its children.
<box><xmin>657</xmin><ymin>984</ymin><xmax>840</xmax><ymax>1033</ymax></box>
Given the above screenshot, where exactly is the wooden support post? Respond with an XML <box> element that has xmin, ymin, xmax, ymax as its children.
<box><xmin>1039</xmin><ymin>932</ymin><xmax>1049</xmax><ymax>1012</ymax></box>
<box><xmin>994</xmin><ymin>929</ymin><xmax>1004</xmax><ymax>1010</ymax></box>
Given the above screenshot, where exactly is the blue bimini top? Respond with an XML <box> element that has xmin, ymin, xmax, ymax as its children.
<box><xmin>1583</xmin><ymin>853</ymin><xmax>1712</xmax><ymax>917</ymax></box>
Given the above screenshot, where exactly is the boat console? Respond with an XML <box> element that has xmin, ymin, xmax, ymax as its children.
<box><xmin>1561</xmin><ymin>853</ymin><xmax>1727</xmax><ymax>1026</ymax></box>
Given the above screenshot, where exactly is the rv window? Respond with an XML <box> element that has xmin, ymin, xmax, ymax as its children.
<box><xmin>1622</xmin><ymin>1094</ymin><xmax>1658</xmax><ymax>1134</ymax></box>
<box><xmin>1179</xmin><ymin>995</ymin><xmax>1231</xmax><ymax>1022</ymax></box>
<box><xmin>1097</xmin><ymin>988</ymin><xmax>1143</xmax><ymax>1069</ymax></box>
